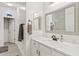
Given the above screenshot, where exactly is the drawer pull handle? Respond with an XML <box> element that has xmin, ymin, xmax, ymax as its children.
<box><xmin>38</xmin><ymin>51</ymin><xmax>40</xmax><ymax>56</ymax></box>
<box><xmin>36</xmin><ymin>50</ymin><xmax>38</xmax><ymax>54</ymax></box>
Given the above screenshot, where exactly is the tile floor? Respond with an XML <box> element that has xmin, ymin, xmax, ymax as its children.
<box><xmin>0</xmin><ymin>42</ymin><xmax>22</xmax><ymax>56</ymax></box>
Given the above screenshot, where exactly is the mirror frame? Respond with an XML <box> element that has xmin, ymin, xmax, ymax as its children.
<box><xmin>45</xmin><ymin>4</ymin><xmax>78</xmax><ymax>35</ymax></box>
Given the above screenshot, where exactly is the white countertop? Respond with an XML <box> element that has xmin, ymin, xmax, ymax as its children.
<box><xmin>32</xmin><ymin>36</ymin><xmax>79</xmax><ymax>56</ymax></box>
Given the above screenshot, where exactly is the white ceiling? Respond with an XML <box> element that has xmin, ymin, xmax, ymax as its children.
<box><xmin>49</xmin><ymin>2</ymin><xmax>54</xmax><ymax>4</ymax></box>
<box><xmin>1</xmin><ymin>2</ymin><xmax>26</xmax><ymax>7</ymax></box>
<box><xmin>1</xmin><ymin>2</ymin><xmax>54</xmax><ymax>7</ymax></box>
<box><xmin>14</xmin><ymin>2</ymin><xmax>26</xmax><ymax>7</ymax></box>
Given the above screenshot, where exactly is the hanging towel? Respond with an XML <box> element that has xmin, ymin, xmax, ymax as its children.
<box><xmin>18</xmin><ymin>24</ymin><xmax>24</xmax><ymax>41</ymax></box>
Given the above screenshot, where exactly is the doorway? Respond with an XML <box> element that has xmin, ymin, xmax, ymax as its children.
<box><xmin>4</xmin><ymin>17</ymin><xmax>15</xmax><ymax>43</ymax></box>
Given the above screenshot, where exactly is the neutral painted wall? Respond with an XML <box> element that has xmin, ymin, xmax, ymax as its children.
<box><xmin>0</xmin><ymin>6</ymin><xmax>5</xmax><ymax>46</ymax></box>
<box><xmin>25</xmin><ymin>2</ymin><xmax>72</xmax><ymax>55</ymax></box>
<box><xmin>0</xmin><ymin>3</ymin><xmax>17</xmax><ymax>47</ymax></box>
<box><xmin>3</xmin><ymin>4</ymin><xmax>27</xmax><ymax>55</ymax></box>
<box><xmin>15</xmin><ymin>7</ymin><xmax>26</xmax><ymax>55</ymax></box>
<box><xmin>25</xmin><ymin>2</ymin><xmax>79</xmax><ymax>55</ymax></box>
<box><xmin>26</xmin><ymin>2</ymin><xmax>44</xmax><ymax>55</ymax></box>
<box><xmin>0</xmin><ymin>3</ymin><xmax>26</xmax><ymax>56</ymax></box>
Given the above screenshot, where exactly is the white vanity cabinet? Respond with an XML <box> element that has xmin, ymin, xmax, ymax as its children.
<box><xmin>31</xmin><ymin>40</ymin><xmax>52</xmax><ymax>56</ymax></box>
<box><xmin>31</xmin><ymin>40</ymin><xmax>39</xmax><ymax>56</ymax></box>
<box><xmin>31</xmin><ymin>40</ymin><xmax>67</xmax><ymax>56</ymax></box>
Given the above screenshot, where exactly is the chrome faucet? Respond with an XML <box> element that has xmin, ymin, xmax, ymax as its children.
<box><xmin>51</xmin><ymin>35</ymin><xmax>59</xmax><ymax>41</ymax></box>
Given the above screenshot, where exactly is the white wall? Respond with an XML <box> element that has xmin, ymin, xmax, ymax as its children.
<box><xmin>15</xmin><ymin>7</ymin><xmax>26</xmax><ymax>55</ymax></box>
<box><xmin>25</xmin><ymin>2</ymin><xmax>79</xmax><ymax>56</ymax></box>
<box><xmin>3</xmin><ymin>4</ymin><xmax>27</xmax><ymax>55</ymax></box>
<box><xmin>0</xmin><ymin>5</ymin><xmax>15</xmax><ymax>46</ymax></box>
<box><xmin>26</xmin><ymin>2</ymin><xmax>44</xmax><ymax>55</ymax></box>
<box><xmin>0</xmin><ymin>6</ymin><xmax>5</xmax><ymax>46</ymax></box>
<box><xmin>0</xmin><ymin>4</ymin><xmax>16</xmax><ymax>46</ymax></box>
<box><xmin>24</xmin><ymin>2</ymin><xmax>79</xmax><ymax>56</ymax></box>
<box><xmin>0</xmin><ymin>3</ymin><xmax>26</xmax><ymax>56</ymax></box>
<box><xmin>3</xmin><ymin>4</ymin><xmax>26</xmax><ymax>55</ymax></box>
<box><xmin>0</xmin><ymin>2</ymin><xmax>76</xmax><ymax>55</ymax></box>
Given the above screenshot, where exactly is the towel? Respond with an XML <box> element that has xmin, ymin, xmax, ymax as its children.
<box><xmin>18</xmin><ymin>24</ymin><xmax>24</xmax><ymax>41</ymax></box>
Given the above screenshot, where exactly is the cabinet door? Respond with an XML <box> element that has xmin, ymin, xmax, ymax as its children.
<box><xmin>31</xmin><ymin>40</ymin><xmax>39</xmax><ymax>56</ymax></box>
<box><xmin>39</xmin><ymin>44</ymin><xmax>52</xmax><ymax>56</ymax></box>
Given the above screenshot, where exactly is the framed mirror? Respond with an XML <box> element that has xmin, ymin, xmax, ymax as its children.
<box><xmin>45</xmin><ymin>9</ymin><xmax>65</xmax><ymax>33</ymax></box>
<box><xmin>45</xmin><ymin>4</ymin><xmax>79</xmax><ymax>35</ymax></box>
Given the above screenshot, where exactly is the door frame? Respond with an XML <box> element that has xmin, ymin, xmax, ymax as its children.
<box><xmin>4</xmin><ymin>17</ymin><xmax>15</xmax><ymax>43</ymax></box>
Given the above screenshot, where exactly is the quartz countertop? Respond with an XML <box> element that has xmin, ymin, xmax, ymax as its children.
<box><xmin>32</xmin><ymin>36</ymin><xmax>79</xmax><ymax>56</ymax></box>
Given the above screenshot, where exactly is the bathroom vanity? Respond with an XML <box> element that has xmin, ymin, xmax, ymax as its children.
<box><xmin>30</xmin><ymin>36</ymin><xmax>79</xmax><ymax>56</ymax></box>
<box><xmin>31</xmin><ymin>3</ymin><xmax>79</xmax><ymax>56</ymax></box>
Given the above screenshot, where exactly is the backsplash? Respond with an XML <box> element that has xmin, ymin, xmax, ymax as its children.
<box><xmin>43</xmin><ymin>33</ymin><xmax>79</xmax><ymax>44</ymax></box>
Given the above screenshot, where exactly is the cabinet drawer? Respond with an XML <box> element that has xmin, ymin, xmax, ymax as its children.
<box><xmin>31</xmin><ymin>40</ymin><xmax>39</xmax><ymax>56</ymax></box>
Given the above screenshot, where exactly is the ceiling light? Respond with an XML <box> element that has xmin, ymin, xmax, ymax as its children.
<box><xmin>6</xmin><ymin>3</ymin><xmax>13</xmax><ymax>7</ymax></box>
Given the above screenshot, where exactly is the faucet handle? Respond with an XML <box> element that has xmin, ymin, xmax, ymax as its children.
<box><xmin>61</xmin><ymin>35</ymin><xmax>63</xmax><ymax>37</ymax></box>
<box><xmin>60</xmin><ymin>35</ymin><xmax>64</xmax><ymax>42</ymax></box>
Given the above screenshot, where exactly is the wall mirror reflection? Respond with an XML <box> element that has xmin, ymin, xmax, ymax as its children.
<box><xmin>45</xmin><ymin>4</ymin><xmax>79</xmax><ymax>35</ymax></box>
<box><xmin>33</xmin><ymin>16</ymin><xmax>41</xmax><ymax>31</ymax></box>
